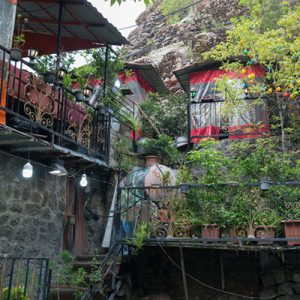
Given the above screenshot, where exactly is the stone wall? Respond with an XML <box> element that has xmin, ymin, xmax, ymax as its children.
<box><xmin>0</xmin><ymin>152</ymin><xmax>66</xmax><ymax>258</ymax></box>
<box><xmin>130</xmin><ymin>247</ymin><xmax>260</xmax><ymax>300</ymax></box>
<box><xmin>259</xmin><ymin>251</ymin><xmax>300</xmax><ymax>300</ymax></box>
<box><xmin>85</xmin><ymin>172</ymin><xmax>116</xmax><ymax>253</ymax></box>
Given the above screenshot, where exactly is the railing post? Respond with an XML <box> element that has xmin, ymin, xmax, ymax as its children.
<box><xmin>187</xmin><ymin>101</ymin><xmax>191</xmax><ymax>150</ymax></box>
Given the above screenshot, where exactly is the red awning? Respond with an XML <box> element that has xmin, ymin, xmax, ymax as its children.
<box><xmin>17</xmin><ymin>0</ymin><xmax>128</xmax><ymax>55</ymax></box>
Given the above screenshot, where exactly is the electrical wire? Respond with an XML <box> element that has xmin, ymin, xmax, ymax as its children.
<box><xmin>118</xmin><ymin>0</ymin><xmax>208</xmax><ymax>31</ymax></box>
<box><xmin>155</xmin><ymin>236</ymin><xmax>282</xmax><ymax>300</ymax></box>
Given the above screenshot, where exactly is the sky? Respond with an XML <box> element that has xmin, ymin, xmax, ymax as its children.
<box><xmin>89</xmin><ymin>0</ymin><xmax>146</xmax><ymax>38</ymax></box>
<box><xmin>73</xmin><ymin>0</ymin><xmax>146</xmax><ymax>66</ymax></box>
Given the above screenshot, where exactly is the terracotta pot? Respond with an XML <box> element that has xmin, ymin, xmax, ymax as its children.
<box><xmin>10</xmin><ymin>48</ymin><xmax>22</xmax><ymax>61</ymax></box>
<box><xmin>255</xmin><ymin>226</ymin><xmax>276</xmax><ymax>245</ymax></box>
<box><xmin>283</xmin><ymin>220</ymin><xmax>300</xmax><ymax>246</ymax></box>
<box><xmin>201</xmin><ymin>224</ymin><xmax>220</xmax><ymax>239</ymax></box>
<box><xmin>145</xmin><ymin>155</ymin><xmax>162</xmax><ymax>167</ymax></box>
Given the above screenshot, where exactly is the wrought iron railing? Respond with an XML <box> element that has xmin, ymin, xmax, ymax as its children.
<box><xmin>0</xmin><ymin>44</ymin><xmax>110</xmax><ymax>162</ymax></box>
<box><xmin>0</xmin><ymin>257</ymin><xmax>51</xmax><ymax>300</ymax></box>
<box><xmin>116</xmin><ymin>183</ymin><xmax>300</xmax><ymax>246</ymax></box>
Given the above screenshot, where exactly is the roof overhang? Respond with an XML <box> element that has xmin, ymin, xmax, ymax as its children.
<box><xmin>174</xmin><ymin>57</ymin><xmax>249</xmax><ymax>94</ymax></box>
<box><xmin>17</xmin><ymin>0</ymin><xmax>128</xmax><ymax>55</ymax></box>
<box><xmin>124</xmin><ymin>63</ymin><xmax>168</xmax><ymax>94</ymax></box>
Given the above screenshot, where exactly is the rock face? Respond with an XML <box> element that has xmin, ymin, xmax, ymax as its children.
<box><xmin>124</xmin><ymin>0</ymin><xmax>245</xmax><ymax>91</ymax></box>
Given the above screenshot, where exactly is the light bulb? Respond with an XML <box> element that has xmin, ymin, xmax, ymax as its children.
<box><xmin>80</xmin><ymin>174</ymin><xmax>88</xmax><ymax>187</ymax></box>
<box><xmin>22</xmin><ymin>162</ymin><xmax>33</xmax><ymax>178</ymax></box>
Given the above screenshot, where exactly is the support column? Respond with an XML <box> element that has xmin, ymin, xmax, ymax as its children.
<box><xmin>179</xmin><ymin>247</ymin><xmax>189</xmax><ymax>300</ymax></box>
<box><xmin>0</xmin><ymin>0</ymin><xmax>16</xmax><ymax>49</ymax></box>
<box><xmin>0</xmin><ymin>0</ymin><xmax>16</xmax><ymax>125</ymax></box>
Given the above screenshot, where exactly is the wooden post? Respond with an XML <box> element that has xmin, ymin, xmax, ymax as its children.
<box><xmin>220</xmin><ymin>252</ymin><xmax>225</xmax><ymax>290</ymax></box>
<box><xmin>179</xmin><ymin>247</ymin><xmax>189</xmax><ymax>300</ymax></box>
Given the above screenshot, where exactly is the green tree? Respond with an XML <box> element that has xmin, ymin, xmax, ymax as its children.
<box><xmin>107</xmin><ymin>0</ymin><xmax>154</xmax><ymax>5</ymax></box>
<box><xmin>204</xmin><ymin>0</ymin><xmax>300</xmax><ymax>152</ymax></box>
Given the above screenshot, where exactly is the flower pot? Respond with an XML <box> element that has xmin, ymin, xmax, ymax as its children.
<box><xmin>283</xmin><ymin>220</ymin><xmax>300</xmax><ymax>245</ymax></box>
<box><xmin>255</xmin><ymin>226</ymin><xmax>276</xmax><ymax>245</ymax></box>
<box><xmin>44</xmin><ymin>71</ymin><xmax>56</xmax><ymax>84</ymax></box>
<box><xmin>10</xmin><ymin>48</ymin><xmax>22</xmax><ymax>61</ymax></box>
<box><xmin>145</xmin><ymin>155</ymin><xmax>162</xmax><ymax>167</ymax></box>
<box><xmin>74</xmin><ymin>91</ymin><xmax>85</xmax><ymax>102</ymax></box>
<box><xmin>175</xmin><ymin>136</ymin><xmax>188</xmax><ymax>149</ymax></box>
<box><xmin>201</xmin><ymin>224</ymin><xmax>219</xmax><ymax>239</ymax></box>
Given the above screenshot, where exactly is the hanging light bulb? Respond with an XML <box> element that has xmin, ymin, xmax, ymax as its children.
<box><xmin>80</xmin><ymin>173</ymin><xmax>88</xmax><ymax>187</ymax></box>
<box><xmin>22</xmin><ymin>162</ymin><xmax>33</xmax><ymax>178</ymax></box>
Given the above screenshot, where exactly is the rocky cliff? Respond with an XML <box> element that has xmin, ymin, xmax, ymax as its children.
<box><xmin>124</xmin><ymin>0</ymin><xmax>246</xmax><ymax>91</ymax></box>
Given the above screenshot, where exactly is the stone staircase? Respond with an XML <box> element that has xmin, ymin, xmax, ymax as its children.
<box><xmin>50</xmin><ymin>245</ymin><xmax>124</xmax><ymax>300</ymax></box>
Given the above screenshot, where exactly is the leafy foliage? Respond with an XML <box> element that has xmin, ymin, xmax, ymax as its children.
<box><xmin>203</xmin><ymin>0</ymin><xmax>300</xmax><ymax>151</ymax></box>
<box><xmin>2</xmin><ymin>287</ymin><xmax>29</xmax><ymax>300</ymax></box>
<box><xmin>34</xmin><ymin>52</ymin><xmax>76</xmax><ymax>75</ymax></box>
<box><xmin>114</xmin><ymin>137</ymin><xmax>134</xmax><ymax>173</ymax></box>
<box><xmin>186</xmin><ymin>140</ymin><xmax>231</xmax><ymax>184</ymax></box>
<box><xmin>51</xmin><ymin>251</ymin><xmax>87</xmax><ymax>299</ymax></box>
<box><xmin>160</xmin><ymin>0</ymin><xmax>193</xmax><ymax>24</ymax></box>
<box><xmin>12</xmin><ymin>14</ymin><xmax>28</xmax><ymax>49</ymax></box>
<box><xmin>107</xmin><ymin>0</ymin><xmax>154</xmax><ymax>5</ymax></box>
<box><xmin>132</xmin><ymin>222</ymin><xmax>148</xmax><ymax>251</ymax></box>
<box><xmin>139</xmin><ymin>92</ymin><xmax>188</xmax><ymax>138</ymax></box>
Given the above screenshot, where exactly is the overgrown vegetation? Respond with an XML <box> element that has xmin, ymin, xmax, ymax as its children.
<box><xmin>51</xmin><ymin>251</ymin><xmax>87</xmax><ymax>300</ymax></box>
<box><xmin>139</xmin><ymin>92</ymin><xmax>188</xmax><ymax>138</ymax></box>
<box><xmin>203</xmin><ymin>0</ymin><xmax>300</xmax><ymax>152</ymax></box>
<box><xmin>160</xmin><ymin>0</ymin><xmax>193</xmax><ymax>24</ymax></box>
<box><xmin>114</xmin><ymin>137</ymin><xmax>134</xmax><ymax>172</ymax></box>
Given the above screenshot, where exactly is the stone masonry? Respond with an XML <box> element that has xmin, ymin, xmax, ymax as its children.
<box><xmin>0</xmin><ymin>152</ymin><xmax>66</xmax><ymax>258</ymax></box>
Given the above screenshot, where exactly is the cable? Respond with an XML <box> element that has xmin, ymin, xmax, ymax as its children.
<box><xmin>155</xmin><ymin>236</ymin><xmax>282</xmax><ymax>300</ymax></box>
<box><xmin>118</xmin><ymin>0</ymin><xmax>207</xmax><ymax>31</ymax></box>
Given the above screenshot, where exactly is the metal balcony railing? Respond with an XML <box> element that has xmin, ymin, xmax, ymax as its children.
<box><xmin>115</xmin><ymin>183</ymin><xmax>300</xmax><ymax>247</ymax></box>
<box><xmin>0</xmin><ymin>45</ymin><xmax>110</xmax><ymax>162</ymax></box>
<box><xmin>0</xmin><ymin>257</ymin><xmax>51</xmax><ymax>300</ymax></box>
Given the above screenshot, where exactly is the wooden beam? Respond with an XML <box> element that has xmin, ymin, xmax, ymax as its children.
<box><xmin>11</xmin><ymin>146</ymin><xmax>53</xmax><ymax>152</ymax></box>
<box><xmin>28</xmin><ymin>18</ymin><xmax>105</xmax><ymax>27</ymax></box>
<box><xmin>179</xmin><ymin>247</ymin><xmax>189</xmax><ymax>300</ymax></box>
<box><xmin>220</xmin><ymin>252</ymin><xmax>225</xmax><ymax>290</ymax></box>
<box><xmin>0</xmin><ymin>138</ymin><xmax>34</xmax><ymax>146</ymax></box>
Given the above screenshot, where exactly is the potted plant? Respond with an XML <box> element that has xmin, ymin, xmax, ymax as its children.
<box><xmin>282</xmin><ymin>198</ymin><xmax>300</xmax><ymax>246</ymax></box>
<box><xmin>253</xmin><ymin>209</ymin><xmax>279</xmax><ymax>244</ymax></box>
<box><xmin>10</xmin><ymin>15</ymin><xmax>28</xmax><ymax>61</ymax></box>
<box><xmin>198</xmin><ymin>201</ymin><xmax>222</xmax><ymax>239</ymax></box>
<box><xmin>139</xmin><ymin>135</ymin><xmax>180</xmax><ymax>167</ymax></box>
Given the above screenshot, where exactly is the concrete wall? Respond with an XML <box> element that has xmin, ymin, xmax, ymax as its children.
<box><xmin>0</xmin><ymin>152</ymin><xmax>66</xmax><ymax>258</ymax></box>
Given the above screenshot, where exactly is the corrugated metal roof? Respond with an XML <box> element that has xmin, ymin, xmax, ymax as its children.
<box><xmin>174</xmin><ymin>57</ymin><xmax>249</xmax><ymax>94</ymax></box>
<box><xmin>125</xmin><ymin>63</ymin><xmax>168</xmax><ymax>94</ymax></box>
<box><xmin>17</xmin><ymin>0</ymin><xmax>128</xmax><ymax>54</ymax></box>
<box><xmin>173</xmin><ymin>60</ymin><xmax>220</xmax><ymax>94</ymax></box>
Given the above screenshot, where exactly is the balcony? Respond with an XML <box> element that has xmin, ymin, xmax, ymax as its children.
<box><xmin>0</xmin><ymin>45</ymin><xmax>110</xmax><ymax>167</ymax></box>
<box><xmin>116</xmin><ymin>183</ymin><xmax>300</xmax><ymax>251</ymax></box>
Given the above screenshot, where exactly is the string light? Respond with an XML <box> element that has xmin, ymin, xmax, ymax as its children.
<box><xmin>80</xmin><ymin>173</ymin><xmax>88</xmax><ymax>187</ymax></box>
<box><xmin>22</xmin><ymin>162</ymin><xmax>33</xmax><ymax>178</ymax></box>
